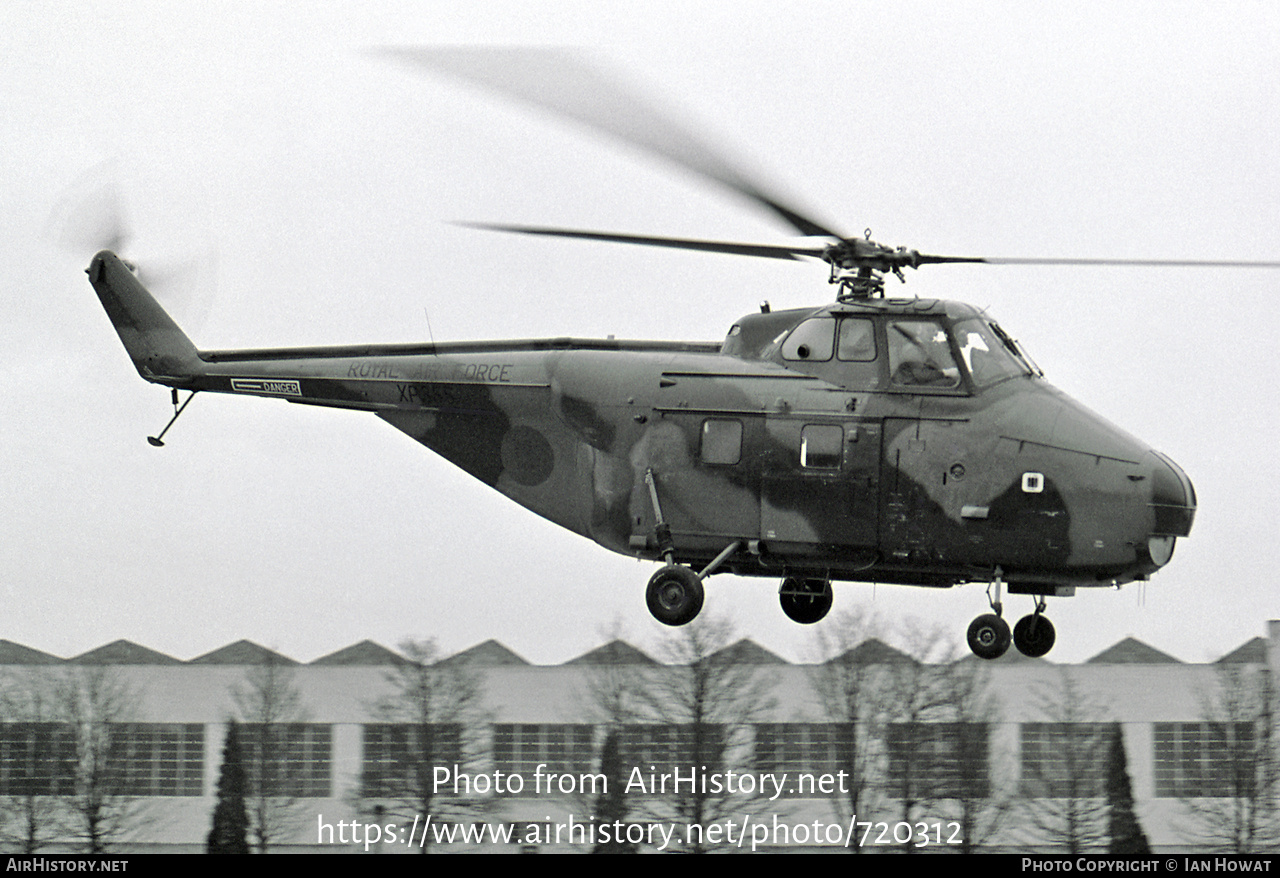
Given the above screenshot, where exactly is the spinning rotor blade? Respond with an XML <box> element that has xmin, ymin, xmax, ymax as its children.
<box><xmin>51</xmin><ymin>175</ymin><xmax>131</xmax><ymax>256</ymax></box>
<box><xmin>49</xmin><ymin>165</ymin><xmax>219</xmax><ymax>331</ymax></box>
<box><xmin>387</xmin><ymin>52</ymin><xmax>1280</xmax><ymax>289</ymax></box>
<box><xmin>379</xmin><ymin>46</ymin><xmax>843</xmax><ymax>239</ymax></box>
<box><xmin>459</xmin><ymin>220</ymin><xmax>1280</xmax><ymax>278</ymax></box>
<box><xmin>456</xmin><ymin>222</ymin><xmax>827</xmax><ymax>261</ymax></box>
<box><xmin>972</xmin><ymin>256</ymin><xmax>1280</xmax><ymax>269</ymax></box>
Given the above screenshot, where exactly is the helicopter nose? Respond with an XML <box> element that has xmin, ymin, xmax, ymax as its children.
<box><xmin>1142</xmin><ymin>450</ymin><xmax>1195</xmax><ymax>567</ymax></box>
<box><xmin>1147</xmin><ymin>451</ymin><xmax>1196</xmax><ymax>537</ymax></box>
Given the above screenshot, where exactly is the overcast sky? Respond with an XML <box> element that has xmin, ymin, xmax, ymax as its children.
<box><xmin>2</xmin><ymin>2</ymin><xmax>1277</xmax><ymax>665</ymax></box>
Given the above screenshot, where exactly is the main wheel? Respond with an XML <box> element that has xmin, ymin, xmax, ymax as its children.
<box><xmin>967</xmin><ymin>613</ymin><xmax>1012</xmax><ymax>659</ymax></box>
<box><xmin>779</xmin><ymin>577</ymin><xmax>833</xmax><ymax>624</ymax></box>
<box><xmin>646</xmin><ymin>565</ymin><xmax>704</xmax><ymax>626</ymax></box>
<box><xmin>1013</xmin><ymin>613</ymin><xmax>1056</xmax><ymax>658</ymax></box>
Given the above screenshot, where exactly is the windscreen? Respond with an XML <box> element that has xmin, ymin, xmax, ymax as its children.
<box><xmin>953</xmin><ymin>318</ymin><xmax>1035</xmax><ymax>387</ymax></box>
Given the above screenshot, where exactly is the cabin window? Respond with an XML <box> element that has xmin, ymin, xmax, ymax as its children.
<box><xmin>837</xmin><ymin>317</ymin><xmax>877</xmax><ymax>361</ymax></box>
<box><xmin>701</xmin><ymin>419</ymin><xmax>743</xmax><ymax>466</ymax></box>
<box><xmin>801</xmin><ymin>424</ymin><xmax>843</xmax><ymax>469</ymax></box>
<box><xmin>887</xmin><ymin>319</ymin><xmax>961</xmax><ymax>388</ymax></box>
<box><xmin>782</xmin><ymin>317</ymin><xmax>835</xmax><ymax>362</ymax></box>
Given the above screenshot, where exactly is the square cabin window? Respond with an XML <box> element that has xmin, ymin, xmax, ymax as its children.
<box><xmin>701</xmin><ymin>419</ymin><xmax>743</xmax><ymax>465</ymax></box>
<box><xmin>801</xmin><ymin>424</ymin><xmax>843</xmax><ymax>469</ymax></box>
<box><xmin>837</xmin><ymin>317</ymin><xmax>877</xmax><ymax>361</ymax></box>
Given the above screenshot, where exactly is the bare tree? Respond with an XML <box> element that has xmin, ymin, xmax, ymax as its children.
<box><xmin>231</xmin><ymin>656</ymin><xmax>311</xmax><ymax>853</ymax></box>
<box><xmin>572</xmin><ymin>631</ymin><xmax>653</xmax><ymax>853</ymax></box>
<box><xmin>55</xmin><ymin>667</ymin><xmax>143</xmax><ymax>853</ymax></box>
<box><xmin>1021</xmin><ymin>669</ymin><xmax>1110</xmax><ymax>853</ymax></box>
<box><xmin>579</xmin><ymin>630</ymin><xmax>651</xmax><ymax>734</ymax></box>
<box><xmin>362</xmin><ymin>639</ymin><xmax>486</xmax><ymax>853</ymax></box>
<box><xmin>937</xmin><ymin>655</ymin><xmax>1011</xmax><ymax>854</ymax></box>
<box><xmin>879</xmin><ymin>621</ymin><xmax>967</xmax><ymax>851</ymax></box>
<box><xmin>0</xmin><ymin>669</ymin><xmax>73</xmax><ymax>852</ymax></box>
<box><xmin>1175</xmin><ymin>664</ymin><xmax>1278</xmax><ymax>852</ymax></box>
<box><xmin>881</xmin><ymin>621</ymin><xmax>1013</xmax><ymax>854</ymax></box>
<box><xmin>633</xmin><ymin>616</ymin><xmax>777</xmax><ymax>853</ymax></box>
<box><xmin>807</xmin><ymin>608</ymin><xmax>896</xmax><ymax>851</ymax></box>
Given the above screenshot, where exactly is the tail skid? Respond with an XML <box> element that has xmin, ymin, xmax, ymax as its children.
<box><xmin>88</xmin><ymin>250</ymin><xmax>202</xmax><ymax>386</ymax></box>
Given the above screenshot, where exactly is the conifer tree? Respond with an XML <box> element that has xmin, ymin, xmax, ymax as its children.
<box><xmin>1105</xmin><ymin>723</ymin><xmax>1150</xmax><ymax>855</ymax></box>
<box><xmin>592</xmin><ymin>731</ymin><xmax>636</xmax><ymax>853</ymax></box>
<box><xmin>208</xmin><ymin>721</ymin><xmax>250</xmax><ymax>854</ymax></box>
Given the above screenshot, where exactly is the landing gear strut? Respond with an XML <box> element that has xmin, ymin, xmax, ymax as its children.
<box><xmin>966</xmin><ymin>569</ymin><xmax>1011</xmax><ymax>659</ymax></box>
<box><xmin>642</xmin><ymin>468</ymin><xmax>703</xmax><ymax>626</ymax></box>
<box><xmin>1013</xmin><ymin>597</ymin><xmax>1056</xmax><ymax>658</ymax></box>
<box><xmin>640</xmin><ymin>471</ymin><xmax>738</xmax><ymax>626</ymax></box>
<box><xmin>779</xmin><ymin>577</ymin><xmax>832</xmax><ymax>624</ymax></box>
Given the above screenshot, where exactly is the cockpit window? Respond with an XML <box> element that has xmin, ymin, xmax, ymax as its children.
<box><xmin>837</xmin><ymin>317</ymin><xmax>877</xmax><ymax>361</ymax></box>
<box><xmin>954</xmin><ymin>318</ymin><xmax>1033</xmax><ymax>387</ymax></box>
<box><xmin>781</xmin><ymin>317</ymin><xmax>835</xmax><ymax>362</ymax></box>
<box><xmin>887</xmin><ymin>319</ymin><xmax>961</xmax><ymax>388</ymax></box>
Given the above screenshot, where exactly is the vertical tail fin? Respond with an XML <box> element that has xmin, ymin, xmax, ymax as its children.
<box><xmin>87</xmin><ymin>250</ymin><xmax>203</xmax><ymax>384</ymax></box>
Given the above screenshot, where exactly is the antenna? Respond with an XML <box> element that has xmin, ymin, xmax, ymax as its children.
<box><xmin>423</xmin><ymin>308</ymin><xmax>436</xmax><ymax>346</ymax></box>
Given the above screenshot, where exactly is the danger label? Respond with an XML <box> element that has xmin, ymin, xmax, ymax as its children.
<box><xmin>230</xmin><ymin>378</ymin><xmax>303</xmax><ymax>396</ymax></box>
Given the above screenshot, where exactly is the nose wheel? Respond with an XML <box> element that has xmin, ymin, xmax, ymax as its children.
<box><xmin>779</xmin><ymin>577</ymin><xmax>833</xmax><ymax>624</ymax></box>
<box><xmin>967</xmin><ymin>568</ymin><xmax>1011</xmax><ymax>659</ymax></box>
<box><xmin>966</xmin><ymin>577</ymin><xmax>1057</xmax><ymax>660</ymax></box>
<box><xmin>967</xmin><ymin>613</ymin><xmax>1012</xmax><ymax>659</ymax></box>
<box><xmin>1012</xmin><ymin>599</ymin><xmax>1056</xmax><ymax>658</ymax></box>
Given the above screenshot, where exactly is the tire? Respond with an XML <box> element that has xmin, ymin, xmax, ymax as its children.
<box><xmin>779</xmin><ymin>577</ymin><xmax>833</xmax><ymax>624</ymax></box>
<box><xmin>1013</xmin><ymin>613</ymin><xmax>1056</xmax><ymax>658</ymax></box>
<box><xmin>645</xmin><ymin>565</ymin><xmax>704</xmax><ymax>626</ymax></box>
<box><xmin>967</xmin><ymin>613</ymin><xmax>1012</xmax><ymax>659</ymax></box>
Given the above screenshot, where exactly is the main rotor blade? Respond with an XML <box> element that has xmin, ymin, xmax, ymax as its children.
<box><xmin>975</xmin><ymin>256</ymin><xmax>1280</xmax><ymax>268</ymax></box>
<box><xmin>380</xmin><ymin>46</ymin><xmax>844</xmax><ymax>240</ymax></box>
<box><xmin>459</xmin><ymin>222</ymin><xmax>1280</xmax><ymax>273</ymax></box>
<box><xmin>888</xmin><ymin>254</ymin><xmax>1280</xmax><ymax>269</ymax></box>
<box><xmin>457</xmin><ymin>222</ymin><xmax>827</xmax><ymax>261</ymax></box>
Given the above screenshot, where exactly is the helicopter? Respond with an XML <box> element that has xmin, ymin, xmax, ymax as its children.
<box><xmin>89</xmin><ymin>49</ymin><xmax>1253</xmax><ymax>660</ymax></box>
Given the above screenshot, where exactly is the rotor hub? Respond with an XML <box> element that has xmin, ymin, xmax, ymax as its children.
<box><xmin>822</xmin><ymin>235</ymin><xmax>922</xmax><ymax>300</ymax></box>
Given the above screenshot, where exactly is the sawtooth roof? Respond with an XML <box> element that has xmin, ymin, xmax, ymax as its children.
<box><xmin>439</xmin><ymin>639</ymin><xmax>529</xmax><ymax>666</ymax></box>
<box><xmin>563</xmin><ymin>639</ymin><xmax>658</xmax><ymax>666</ymax></box>
<box><xmin>310</xmin><ymin>640</ymin><xmax>405</xmax><ymax>666</ymax></box>
<box><xmin>70</xmin><ymin>639</ymin><xmax>182</xmax><ymax>665</ymax></box>
<box><xmin>1086</xmin><ymin>637</ymin><xmax>1181</xmax><ymax>664</ymax></box>
<box><xmin>188</xmin><ymin>640</ymin><xmax>299</xmax><ymax>666</ymax></box>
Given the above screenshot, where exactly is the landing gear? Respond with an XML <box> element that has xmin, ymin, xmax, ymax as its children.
<box><xmin>967</xmin><ymin>568</ymin><xmax>1011</xmax><ymax>659</ymax></box>
<box><xmin>1013</xmin><ymin>598</ymin><xmax>1055</xmax><ymax>658</ymax></box>
<box><xmin>779</xmin><ymin>577</ymin><xmax>833</xmax><ymax>624</ymax></box>
<box><xmin>966</xmin><ymin>574</ymin><xmax>1057</xmax><ymax>660</ymax></box>
<box><xmin>646</xmin><ymin>565</ymin><xmax>704</xmax><ymax>626</ymax></box>
<box><xmin>642</xmin><ymin>468</ymin><xmax>705</xmax><ymax>626</ymax></box>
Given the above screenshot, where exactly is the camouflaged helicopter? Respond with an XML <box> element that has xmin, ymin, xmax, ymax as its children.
<box><xmin>89</xmin><ymin>50</ymin><xmax>1234</xmax><ymax>660</ymax></box>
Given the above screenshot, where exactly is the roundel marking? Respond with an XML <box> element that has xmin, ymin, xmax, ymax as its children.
<box><xmin>500</xmin><ymin>425</ymin><xmax>555</xmax><ymax>487</ymax></box>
